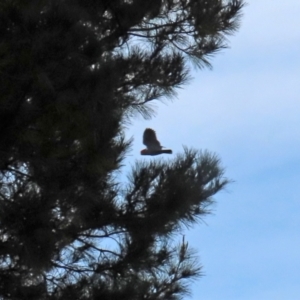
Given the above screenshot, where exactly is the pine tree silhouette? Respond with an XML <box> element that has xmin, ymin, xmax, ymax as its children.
<box><xmin>0</xmin><ymin>1</ymin><xmax>243</xmax><ymax>299</ymax></box>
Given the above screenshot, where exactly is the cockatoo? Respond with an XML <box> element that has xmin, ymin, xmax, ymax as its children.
<box><xmin>140</xmin><ymin>128</ymin><xmax>172</xmax><ymax>156</ymax></box>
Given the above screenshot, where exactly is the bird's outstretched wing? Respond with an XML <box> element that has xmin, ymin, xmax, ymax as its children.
<box><xmin>143</xmin><ymin>128</ymin><xmax>161</xmax><ymax>150</ymax></box>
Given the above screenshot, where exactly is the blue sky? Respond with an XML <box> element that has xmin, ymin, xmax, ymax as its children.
<box><xmin>125</xmin><ymin>1</ymin><xmax>300</xmax><ymax>299</ymax></box>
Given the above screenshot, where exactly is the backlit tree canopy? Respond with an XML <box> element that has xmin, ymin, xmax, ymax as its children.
<box><xmin>0</xmin><ymin>1</ymin><xmax>243</xmax><ymax>299</ymax></box>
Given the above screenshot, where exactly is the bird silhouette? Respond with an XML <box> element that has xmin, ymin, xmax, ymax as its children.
<box><xmin>141</xmin><ymin>128</ymin><xmax>172</xmax><ymax>156</ymax></box>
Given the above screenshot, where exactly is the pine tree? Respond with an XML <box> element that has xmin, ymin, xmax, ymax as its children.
<box><xmin>0</xmin><ymin>0</ymin><xmax>244</xmax><ymax>299</ymax></box>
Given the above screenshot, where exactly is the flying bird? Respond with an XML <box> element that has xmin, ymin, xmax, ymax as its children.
<box><xmin>141</xmin><ymin>128</ymin><xmax>172</xmax><ymax>156</ymax></box>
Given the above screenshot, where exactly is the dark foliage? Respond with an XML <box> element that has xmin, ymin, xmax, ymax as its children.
<box><xmin>0</xmin><ymin>0</ymin><xmax>243</xmax><ymax>299</ymax></box>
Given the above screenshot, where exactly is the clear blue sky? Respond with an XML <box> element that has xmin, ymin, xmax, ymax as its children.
<box><xmin>125</xmin><ymin>1</ymin><xmax>300</xmax><ymax>299</ymax></box>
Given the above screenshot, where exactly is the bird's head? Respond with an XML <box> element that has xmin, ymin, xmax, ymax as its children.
<box><xmin>140</xmin><ymin>149</ymin><xmax>149</xmax><ymax>155</ymax></box>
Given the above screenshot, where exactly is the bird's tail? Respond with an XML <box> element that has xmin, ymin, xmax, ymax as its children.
<box><xmin>161</xmin><ymin>149</ymin><xmax>172</xmax><ymax>154</ymax></box>
<box><xmin>140</xmin><ymin>149</ymin><xmax>173</xmax><ymax>156</ymax></box>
